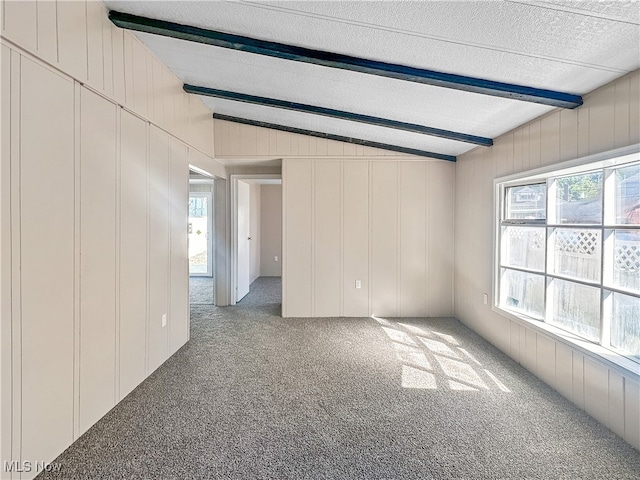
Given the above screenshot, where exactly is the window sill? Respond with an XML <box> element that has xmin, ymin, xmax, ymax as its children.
<box><xmin>493</xmin><ymin>305</ymin><xmax>640</xmax><ymax>381</ymax></box>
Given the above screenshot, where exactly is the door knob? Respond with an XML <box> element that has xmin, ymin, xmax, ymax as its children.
<box><xmin>248</xmin><ymin>237</ymin><xmax>252</xmax><ymax>240</ymax></box>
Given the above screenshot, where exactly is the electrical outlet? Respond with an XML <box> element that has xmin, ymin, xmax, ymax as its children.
<box><xmin>355</xmin><ymin>280</ymin><xmax>362</xmax><ymax>289</ymax></box>
<box><xmin>162</xmin><ymin>314</ymin><xmax>167</xmax><ymax>327</ymax></box>
<box><xmin>274</xmin><ymin>256</ymin><xmax>278</xmax><ymax>262</ymax></box>
<box><xmin>483</xmin><ymin>294</ymin><xmax>488</xmax><ymax>305</ymax></box>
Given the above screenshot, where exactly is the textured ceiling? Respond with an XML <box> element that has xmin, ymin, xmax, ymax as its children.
<box><xmin>104</xmin><ymin>0</ymin><xmax>640</xmax><ymax>160</ymax></box>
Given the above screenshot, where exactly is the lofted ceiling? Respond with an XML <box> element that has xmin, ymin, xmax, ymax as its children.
<box><xmin>104</xmin><ymin>0</ymin><xmax>640</xmax><ymax>162</ymax></box>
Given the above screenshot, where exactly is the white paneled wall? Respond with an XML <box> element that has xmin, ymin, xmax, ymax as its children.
<box><xmin>79</xmin><ymin>87</ymin><xmax>118</xmax><ymax>436</ymax></box>
<box><xmin>0</xmin><ymin>1</ymin><xmax>224</xmax><ymax>477</ymax></box>
<box><xmin>260</xmin><ymin>185</ymin><xmax>282</xmax><ymax>277</ymax></box>
<box><xmin>283</xmin><ymin>158</ymin><xmax>454</xmax><ymax>318</ymax></box>
<box><xmin>250</xmin><ymin>183</ymin><xmax>261</xmax><ymax>284</ymax></box>
<box><xmin>119</xmin><ymin>110</ymin><xmax>149</xmax><ymax>400</ymax></box>
<box><xmin>455</xmin><ymin>69</ymin><xmax>640</xmax><ymax>450</ymax></box>
<box><xmin>19</xmin><ymin>55</ymin><xmax>75</xmax><ymax>467</ymax></box>
<box><xmin>215</xmin><ymin>119</ymin><xmax>403</xmax><ymax>160</ymax></box>
<box><xmin>1</xmin><ymin>0</ymin><xmax>215</xmax><ymax>158</ymax></box>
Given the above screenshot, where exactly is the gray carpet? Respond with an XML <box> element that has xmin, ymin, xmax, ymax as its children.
<box><xmin>190</xmin><ymin>276</ymin><xmax>214</xmax><ymax>305</ymax></box>
<box><xmin>39</xmin><ymin>277</ymin><xmax>640</xmax><ymax>479</ymax></box>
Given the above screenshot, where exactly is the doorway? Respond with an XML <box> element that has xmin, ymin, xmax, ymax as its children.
<box><xmin>189</xmin><ymin>172</ymin><xmax>215</xmax><ymax>305</ymax></box>
<box><xmin>231</xmin><ymin>175</ymin><xmax>282</xmax><ymax>306</ymax></box>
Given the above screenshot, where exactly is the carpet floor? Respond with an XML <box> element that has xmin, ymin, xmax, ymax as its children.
<box><xmin>39</xmin><ymin>277</ymin><xmax>640</xmax><ymax>479</ymax></box>
<box><xmin>190</xmin><ymin>276</ymin><xmax>215</xmax><ymax>305</ymax></box>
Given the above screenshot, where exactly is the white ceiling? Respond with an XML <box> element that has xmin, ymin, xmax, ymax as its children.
<box><xmin>104</xmin><ymin>0</ymin><xmax>640</xmax><ymax>161</ymax></box>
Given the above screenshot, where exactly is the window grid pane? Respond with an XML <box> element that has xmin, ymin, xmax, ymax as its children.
<box><xmin>554</xmin><ymin>171</ymin><xmax>603</xmax><ymax>225</ymax></box>
<box><xmin>610</xmin><ymin>291</ymin><xmax>640</xmax><ymax>359</ymax></box>
<box><xmin>500</xmin><ymin>226</ymin><xmax>545</xmax><ymax>272</ymax></box>
<box><xmin>500</xmin><ymin>268</ymin><xmax>545</xmax><ymax>319</ymax></box>
<box><xmin>499</xmin><ymin>161</ymin><xmax>640</xmax><ymax>364</ymax></box>
<box><xmin>548</xmin><ymin>278</ymin><xmax>601</xmax><ymax>342</ymax></box>
<box><xmin>505</xmin><ymin>184</ymin><xmax>546</xmax><ymax>220</ymax></box>
<box><xmin>549</xmin><ymin>228</ymin><xmax>602</xmax><ymax>283</ymax></box>
<box><xmin>615</xmin><ymin>163</ymin><xmax>640</xmax><ymax>225</ymax></box>
<box><xmin>612</xmin><ymin>230</ymin><xmax>640</xmax><ymax>293</ymax></box>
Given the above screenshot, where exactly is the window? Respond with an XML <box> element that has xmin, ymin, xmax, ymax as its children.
<box><xmin>496</xmin><ymin>149</ymin><xmax>640</xmax><ymax>366</ymax></box>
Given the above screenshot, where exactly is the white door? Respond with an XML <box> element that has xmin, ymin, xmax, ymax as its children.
<box><xmin>237</xmin><ymin>181</ymin><xmax>251</xmax><ymax>301</ymax></box>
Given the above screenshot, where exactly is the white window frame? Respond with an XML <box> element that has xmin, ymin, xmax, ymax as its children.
<box><xmin>493</xmin><ymin>144</ymin><xmax>640</xmax><ymax>377</ymax></box>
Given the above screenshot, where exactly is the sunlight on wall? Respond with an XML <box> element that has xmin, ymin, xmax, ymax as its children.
<box><xmin>372</xmin><ymin>316</ymin><xmax>511</xmax><ymax>393</ymax></box>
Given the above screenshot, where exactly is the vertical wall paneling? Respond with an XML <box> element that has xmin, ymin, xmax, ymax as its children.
<box><xmin>625</xmin><ymin>379</ymin><xmax>640</xmax><ymax>447</ymax></box>
<box><xmin>283</xmin><ymin>160</ymin><xmax>313</xmax><ymax>317</ymax></box>
<box><xmin>455</xmin><ymin>71</ymin><xmax>640</xmax><ymax>449</ymax></box>
<box><xmin>240</xmin><ymin>125</ymin><xmax>257</xmax><ymax>157</ymax></box>
<box><xmin>528</xmin><ymin>120</ymin><xmax>541</xmax><ymax>168</ymax></box>
<box><xmin>316</xmin><ymin>138</ymin><xmax>328</xmax><ymax>156</ymax></box>
<box><xmin>588</xmin><ymin>84</ymin><xmax>616</xmax><ymax>154</ymax></box>
<box><xmin>327</xmin><ymin>139</ymin><xmax>343</xmax><ymax>156</ymax></box>
<box><xmin>9</xmin><ymin>47</ymin><xmax>23</xmax><ymax>475</ymax></box>
<box><xmin>577</xmin><ymin>103</ymin><xmax>590</xmax><ymax>158</ymax></box>
<box><xmin>399</xmin><ymin>162</ymin><xmax>427</xmax><ymax>316</ymax></box>
<box><xmin>132</xmin><ymin>39</ymin><xmax>148</xmax><ymax>116</ymax></box>
<box><xmin>524</xmin><ymin>328</ymin><xmax>537</xmax><ymax>372</ymax></box>
<box><xmin>119</xmin><ymin>110</ymin><xmax>148</xmax><ymax>399</ymax></box>
<box><xmin>20</xmin><ymin>56</ymin><xmax>75</xmax><ymax>466</ymax></box>
<box><xmin>630</xmin><ymin>72</ymin><xmax>640</xmax><ymax>144</ymax></box>
<box><xmin>371</xmin><ymin>162</ymin><xmax>399</xmax><ymax>317</ymax></box>
<box><xmin>259</xmin><ymin>185</ymin><xmax>283</xmax><ymax>277</ymax></box>
<box><xmin>540</xmin><ymin>114</ymin><xmax>560</xmax><ymax>166</ymax></box>
<box><xmin>559</xmin><ymin>109</ymin><xmax>578</xmax><ymax>162</ymax></box>
<box><xmin>78</xmin><ymin>87</ymin><xmax>117</xmax><ymax>435</ymax></box>
<box><xmin>276</xmin><ymin>131</ymin><xmax>290</xmax><ymax>157</ymax></box>
<box><xmin>111</xmin><ymin>27</ymin><xmax>126</xmax><ymax>105</ymax></box>
<box><xmin>613</xmin><ymin>76</ymin><xmax>630</xmax><ymax>147</ymax></box>
<box><xmin>86</xmin><ymin>0</ymin><xmax>104</xmax><ymax>91</ymax></box>
<box><xmin>428</xmin><ymin>161</ymin><xmax>454</xmax><ymax>316</ymax></box>
<box><xmin>343</xmin><ymin>142</ymin><xmax>357</xmax><ymax>156</ymax></box>
<box><xmin>123</xmin><ymin>30</ymin><xmax>135</xmax><ymax>108</ymax></box>
<box><xmin>2</xmin><ymin>0</ymin><xmax>36</xmax><ymax>53</ymax></box>
<box><xmin>535</xmin><ymin>333</ymin><xmax>556</xmax><ymax>387</ymax></box>
<box><xmin>583</xmin><ymin>358</ymin><xmax>609</xmax><ymax>427</ymax></box>
<box><xmin>163</xmin><ymin>69</ymin><xmax>176</xmax><ymax>134</ymax></box>
<box><xmin>152</xmin><ymin>59</ymin><xmax>165</xmax><ymax>127</ymax></box>
<box><xmin>313</xmin><ymin>161</ymin><xmax>341</xmax><ymax>317</ymax></box>
<box><xmin>555</xmin><ymin>343</ymin><xmax>574</xmax><ymax>401</ymax></box>
<box><xmin>114</xmin><ymin>108</ymin><xmax>122</xmax><ymax>403</ymax></box>
<box><xmin>608</xmin><ymin>371</ymin><xmax>625</xmax><ymax>438</ymax></box>
<box><xmin>148</xmin><ymin>126</ymin><xmax>170</xmax><ymax>373</ymax></box>
<box><xmin>249</xmin><ymin>183</ymin><xmax>261</xmax><ymax>284</ymax></box>
<box><xmin>57</xmin><ymin>0</ymin><xmax>87</xmax><ymax>82</ymax></box>
<box><xmin>214</xmin><ymin>178</ymin><xmax>229</xmax><ymax>307</ymax></box>
<box><xmin>1</xmin><ymin>43</ymin><xmax>12</xmax><ymax>470</ymax></box>
<box><xmin>573</xmin><ymin>353</ymin><xmax>585</xmax><ymax>410</ymax></box>
<box><xmin>102</xmin><ymin>14</ymin><xmax>114</xmax><ymax>97</ymax></box>
<box><xmin>2</xmin><ymin>2</ymin><xmax>229</xmax><ymax>469</ymax></box>
<box><xmin>267</xmin><ymin>130</ymin><xmax>278</xmax><ymax>156</ymax></box>
<box><xmin>145</xmin><ymin>52</ymin><xmax>154</xmax><ymax>122</ymax></box>
<box><xmin>72</xmin><ymin>82</ymin><xmax>81</xmax><ymax>442</ymax></box>
<box><xmin>37</xmin><ymin>0</ymin><xmax>58</xmax><ymax>64</ymax></box>
<box><xmin>342</xmin><ymin>161</ymin><xmax>369</xmax><ymax>317</ymax></box>
<box><xmin>169</xmin><ymin>138</ymin><xmax>189</xmax><ymax>354</ymax></box>
<box><xmin>509</xmin><ymin>322</ymin><xmax>521</xmax><ymax>364</ymax></box>
<box><xmin>282</xmin><ymin>158</ymin><xmax>455</xmax><ymax>319</ymax></box>
<box><xmin>256</xmin><ymin>125</ymin><xmax>269</xmax><ymax>156</ymax></box>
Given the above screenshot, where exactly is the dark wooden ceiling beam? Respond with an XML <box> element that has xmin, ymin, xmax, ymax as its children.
<box><xmin>109</xmin><ymin>10</ymin><xmax>583</xmax><ymax>109</ymax></box>
<box><xmin>184</xmin><ymin>84</ymin><xmax>493</xmax><ymax>146</ymax></box>
<box><xmin>213</xmin><ymin>114</ymin><xmax>458</xmax><ymax>162</ymax></box>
